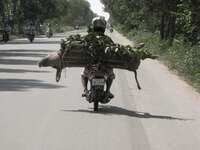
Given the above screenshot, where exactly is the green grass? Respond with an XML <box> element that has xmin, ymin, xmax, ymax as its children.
<box><xmin>125</xmin><ymin>30</ymin><xmax>200</xmax><ymax>92</ymax></box>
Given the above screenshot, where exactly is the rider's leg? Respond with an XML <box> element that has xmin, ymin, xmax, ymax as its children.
<box><xmin>106</xmin><ymin>77</ymin><xmax>113</xmax><ymax>92</ymax></box>
<box><xmin>105</xmin><ymin>69</ymin><xmax>115</xmax><ymax>98</ymax></box>
<box><xmin>81</xmin><ymin>68</ymin><xmax>89</xmax><ymax>97</ymax></box>
<box><xmin>81</xmin><ymin>75</ymin><xmax>88</xmax><ymax>92</ymax></box>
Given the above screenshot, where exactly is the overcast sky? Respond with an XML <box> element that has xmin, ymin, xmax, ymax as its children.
<box><xmin>86</xmin><ymin>0</ymin><xmax>110</xmax><ymax>20</ymax></box>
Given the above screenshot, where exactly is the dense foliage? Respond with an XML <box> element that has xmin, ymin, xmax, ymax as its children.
<box><xmin>101</xmin><ymin>0</ymin><xmax>200</xmax><ymax>90</ymax></box>
<box><xmin>0</xmin><ymin>0</ymin><xmax>94</xmax><ymax>34</ymax></box>
<box><xmin>133</xmin><ymin>32</ymin><xmax>200</xmax><ymax>90</ymax></box>
<box><xmin>102</xmin><ymin>0</ymin><xmax>200</xmax><ymax>45</ymax></box>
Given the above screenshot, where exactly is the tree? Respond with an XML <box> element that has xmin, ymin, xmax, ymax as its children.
<box><xmin>102</xmin><ymin>0</ymin><xmax>200</xmax><ymax>44</ymax></box>
<box><xmin>0</xmin><ymin>0</ymin><xmax>94</xmax><ymax>35</ymax></box>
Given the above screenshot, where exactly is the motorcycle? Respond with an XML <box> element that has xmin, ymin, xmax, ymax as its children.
<box><xmin>74</xmin><ymin>25</ymin><xmax>80</xmax><ymax>30</ymax></box>
<box><xmin>39</xmin><ymin>53</ymin><xmax>113</xmax><ymax>112</ymax></box>
<box><xmin>109</xmin><ymin>28</ymin><xmax>113</xmax><ymax>33</ymax></box>
<box><xmin>38</xmin><ymin>42</ymin><xmax>152</xmax><ymax>112</ymax></box>
<box><xmin>27</xmin><ymin>31</ymin><xmax>35</xmax><ymax>43</ymax></box>
<box><xmin>25</xmin><ymin>24</ymin><xmax>35</xmax><ymax>43</ymax></box>
<box><xmin>83</xmin><ymin>64</ymin><xmax>111</xmax><ymax>112</ymax></box>
<box><xmin>46</xmin><ymin>29</ymin><xmax>53</xmax><ymax>38</ymax></box>
<box><xmin>3</xmin><ymin>31</ymin><xmax>10</xmax><ymax>43</ymax></box>
<box><xmin>2</xmin><ymin>25</ymin><xmax>11</xmax><ymax>43</ymax></box>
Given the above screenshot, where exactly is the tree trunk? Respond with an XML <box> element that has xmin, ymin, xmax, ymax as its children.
<box><xmin>190</xmin><ymin>0</ymin><xmax>200</xmax><ymax>45</ymax></box>
<box><xmin>160</xmin><ymin>13</ymin><xmax>165</xmax><ymax>40</ymax></box>
<box><xmin>160</xmin><ymin>0</ymin><xmax>178</xmax><ymax>43</ymax></box>
<box><xmin>160</xmin><ymin>0</ymin><xmax>168</xmax><ymax>40</ymax></box>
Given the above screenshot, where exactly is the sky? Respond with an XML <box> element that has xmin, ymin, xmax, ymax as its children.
<box><xmin>86</xmin><ymin>0</ymin><xmax>110</xmax><ymax>20</ymax></box>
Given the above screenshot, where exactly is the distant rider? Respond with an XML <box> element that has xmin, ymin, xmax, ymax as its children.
<box><xmin>46</xmin><ymin>23</ymin><xmax>53</xmax><ymax>37</ymax></box>
<box><xmin>2</xmin><ymin>22</ymin><xmax>11</xmax><ymax>42</ymax></box>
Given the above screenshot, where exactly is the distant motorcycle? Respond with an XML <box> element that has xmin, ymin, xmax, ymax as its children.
<box><xmin>46</xmin><ymin>29</ymin><xmax>53</xmax><ymax>38</ymax></box>
<box><xmin>2</xmin><ymin>25</ymin><xmax>11</xmax><ymax>43</ymax></box>
<box><xmin>25</xmin><ymin>24</ymin><xmax>35</xmax><ymax>43</ymax></box>
<box><xmin>27</xmin><ymin>32</ymin><xmax>35</xmax><ymax>43</ymax></box>
<box><xmin>74</xmin><ymin>25</ymin><xmax>80</xmax><ymax>30</ymax></box>
<box><xmin>109</xmin><ymin>28</ymin><xmax>113</xmax><ymax>33</ymax></box>
<box><xmin>3</xmin><ymin>31</ymin><xmax>10</xmax><ymax>43</ymax></box>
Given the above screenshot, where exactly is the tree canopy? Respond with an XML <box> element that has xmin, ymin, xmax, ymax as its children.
<box><xmin>102</xmin><ymin>0</ymin><xmax>200</xmax><ymax>45</ymax></box>
<box><xmin>0</xmin><ymin>0</ymin><xmax>94</xmax><ymax>33</ymax></box>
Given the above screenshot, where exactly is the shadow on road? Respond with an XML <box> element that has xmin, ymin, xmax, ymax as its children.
<box><xmin>4</xmin><ymin>40</ymin><xmax>61</xmax><ymax>45</ymax></box>
<box><xmin>0</xmin><ymin>49</ymin><xmax>53</xmax><ymax>53</ymax></box>
<box><xmin>0</xmin><ymin>52</ymin><xmax>47</xmax><ymax>58</ymax></box>
<box><xmin>0</xmin><ymin>78</ymin><xmax>64</xmax><ymax>91</ymax></box>
<box><xmin>0</xmin><ymin>49</ymin><xmax>54</xmax><ymax>66</ymax></box>
<box><xmin>0</xmin><ymin>68</ymin><xmax>50</xmax><ymax>73</ymax></box>
<box><xmin>0</xmin><ymin>58</ymin><xmax>39</xmax><ymax>65</ymax></box>
<box><xmin>63</xmin><ymin>105</ymin><xmax>190</xmax><ymax>121</ymax></box>
<box><xmin>0</xmin><ymin>49</ymin><xmax>53</xmax><ymax>58</ymax></box>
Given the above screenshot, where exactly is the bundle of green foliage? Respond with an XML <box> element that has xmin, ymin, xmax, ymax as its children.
<box><xmin>60</xmin><ymin>33</ymin><xmax>157</xmax><ymax>71</ymax></box>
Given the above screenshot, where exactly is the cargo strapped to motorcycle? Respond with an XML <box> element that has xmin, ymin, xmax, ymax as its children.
<box><xmin>52</xmin><ymin>33</ymin><xmax>159</xmax><ymax>90</ymax></box>
<box><xmin>56</xmin><ymin>56</ymin><xmax>142</xmax><ymax>90</ymax></box>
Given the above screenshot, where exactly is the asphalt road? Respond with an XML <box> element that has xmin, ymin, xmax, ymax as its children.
<box><xmin>0</xmin><ymin>30</ymin><xmax>200</xmax><ymax>150</ymax></box>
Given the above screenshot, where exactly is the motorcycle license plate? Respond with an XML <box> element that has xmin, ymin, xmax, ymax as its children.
<box><xmin>92</xmin><ymin>79</ymin><xmax>105</xmax><ymax>86</ymax></box>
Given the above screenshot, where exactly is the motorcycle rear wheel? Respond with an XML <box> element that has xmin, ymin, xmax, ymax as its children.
<box><xmin>94</xmin><ymin>100</ymin><xmax>99</xmax><ymax>112</ymax></box>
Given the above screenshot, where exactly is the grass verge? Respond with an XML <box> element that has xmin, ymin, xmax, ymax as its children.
<box><xmin>123</xmin><ymin>30</ymin><xmax>200</xmax><ymax>92</ymax></box>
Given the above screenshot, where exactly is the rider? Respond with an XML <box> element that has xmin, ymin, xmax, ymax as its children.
<box><xmin>2</xmin><ymin>20</ymin><xmax>11</xmax><ymax>42</ymax></box>
<box><xmin>26</xmin><ymin>21</ymin><xmax>35</xmax><ymax>35</ymax></box>
<box><xmin>46</xmin><ymin>23</ymin><xmax>53</xmax><ymax>36</ymax></box>
<box><xmin>81</xmin><ymin>17</ymin><xmax>115</xmax><ymax>99</ymax></box>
